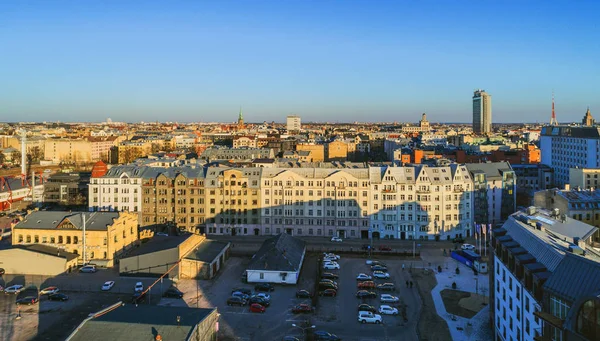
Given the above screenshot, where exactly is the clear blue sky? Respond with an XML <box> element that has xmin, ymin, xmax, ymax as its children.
<box><xmin>1</xmin><ymin>1</ymin><xmax>598</xmax><ymax>123</ymax></box>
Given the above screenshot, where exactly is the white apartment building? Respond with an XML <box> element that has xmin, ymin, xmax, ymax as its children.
<box><xmin>370</xmin><ymin>165</ymin><xmax>473</xmax><ymax>240</ymax></box>
<box><xmin>540</xmin><ymin>125</ymin><xmax>600</xmax><ymax>187</ymax></box>
<box><xmin>88</xmin><ymin>165</ymin><xmax>143</xmax><ymax>214</ymax></box>
<box><xmin>286</xmin><ymin>115</ymin><xmax>301</xmax><ymax>132</ymax></box>
<box><xmin>259</xmin><ymin>168</ymin><xmax>371</xmax><ymax>238</ymax></box>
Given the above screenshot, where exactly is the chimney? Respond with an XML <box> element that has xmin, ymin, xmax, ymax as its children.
<box><xmin>176</xmin><ymin>315</ymin><xmax>181</xmax><ymax>327</ymax></box>
<box><xmin>155</xmin><ymin>335</ymin><xmax>162</xmax><ymax>341</ymax></box>
<box><xmin>564</xmin><ymin>184</ymin><xmax>571</xmax><ymax>191</ymax></box>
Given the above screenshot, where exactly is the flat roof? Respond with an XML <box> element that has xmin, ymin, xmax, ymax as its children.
<box><xmin>184</xmin><ymin>240</ymin><xmax>230</xmax><ymax>263</ymax></box>
<box><xmin>124</xmin><ymin>234</ymin><xmax>193</xmax><ymax>258</ymax></box>
<box><xmin>68</xmin><ymin>304</ymin><xmax>216</xmax><ymax>341</ymax></box>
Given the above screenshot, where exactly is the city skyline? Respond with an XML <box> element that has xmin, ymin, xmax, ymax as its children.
<box><xmin>1</xmin><ymin>1</ymin><xmax>599</xmax><ymax>123</ymax></box>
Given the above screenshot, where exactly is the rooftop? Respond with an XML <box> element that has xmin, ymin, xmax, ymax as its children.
<box><xmin>247</xmin><ymin>233</ymin><xmax>306</xmax><ymax>272</ymax></box>
<box><xmin>67</xmin><ymin>304</ymin><xmax>216</xmax><ymax>341</ymax></box>
<box><xmin>124</xmin><ymin>233</ymin><xmax>194</xmax><ymax>258</ymax></box>
<box><xmin>14</xmin><ymin>244</ymin><xmax>78</xmax><ymax>261</ymax></box>
<box><xmin>14</xmin><ymin>211</ymin><xmax>122</xmax><ymax>231</ymax></box>
<box><xmin>184</xmin><ymin>240</ymin><xmax>230</xmax><ymax>263</ymax></box>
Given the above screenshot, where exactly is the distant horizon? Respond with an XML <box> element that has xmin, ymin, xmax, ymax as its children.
<box><xmin>1</xmin><ymin>1</ymin><xmax>598</xmax><ymax>122</ymax></box>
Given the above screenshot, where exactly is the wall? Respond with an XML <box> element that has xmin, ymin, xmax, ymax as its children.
<box><xmin>191</xmin><ymin>309</ymin><xmax>218</xmax><ymax>341</ymax></box>
<box><xmin>0</xmin><ymin>248</ymin><xmax>74</xmax><ymax>276</ymax></box>
<box><xmin>119</xmin><ymin>247</ymin><xmax>179</xmax><ymax>276</ymax></box>
<box><xmin>296</xmin><ymin>144</ymin><xmax>325</xmax><ymax>162</ymax></box>
<box><xmin>246</xmin><ymin>270</ymin><xmax>299</xmax><ymax>284</ymax></box>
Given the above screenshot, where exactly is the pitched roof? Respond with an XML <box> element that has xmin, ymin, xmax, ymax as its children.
<box><xmin>184</xmin><ymin>240</ymin><xmax>230</xmax><ymax>263</ymax></box>
<box><xmin>14</xmin><ymin>211</ymin><xmax>120</xmax><ymax>231</ymax></box>
<box><xmin>465</xmin><ymin>162</ymin><xmax>513</xmax><ymax>180</ymax></box>
<box><xmin>247</xmin><ymin>233</ymin><xmax>306</xmax><ymax>272</ymax></box>
<box><xmin>543</xmin><ymin>253</ymin><xmax>600</xmax><ymax>303</ymax></box>
<box><xmin>68</xmin><ymin>305</ymin><xmax>216</xmax><ymax>341</ymax></box>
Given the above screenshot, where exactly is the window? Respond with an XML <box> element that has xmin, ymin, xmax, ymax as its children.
<box><xmin>73</xmin><ymin>236</ymin><xmax>78</xmax><ymax>244</ymax></box>
<box><xmin>260</xmin><ymin>273</ymin><xmax>264</xmax><ymax>280</ymax></box>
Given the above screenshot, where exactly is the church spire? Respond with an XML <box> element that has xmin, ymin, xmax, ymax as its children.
<box><xmin>238</xmin><ymin>107</ymin><xmax>243</xmax><ymax>121</ymax></box>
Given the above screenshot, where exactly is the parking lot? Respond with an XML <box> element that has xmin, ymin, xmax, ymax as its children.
<box><xmin>312</xmin><ymin>256</ymin><xmax>421</xmax><ymax>341</ymax></box>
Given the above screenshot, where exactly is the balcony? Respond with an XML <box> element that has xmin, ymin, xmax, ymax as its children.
<box><xmin>534</xmin><ymin>310</ymin><xmax>564</xmax><ymax>329</ymax></box>
<box><xmin>382</xmin><ymin>189</ymin><xmax>394</xmax><ymax>193</ymax></box>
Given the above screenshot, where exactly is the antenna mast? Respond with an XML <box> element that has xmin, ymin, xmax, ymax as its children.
<box><xmin>550</xmin><ymin>91</ymin><xmax>558</xmax><ymax>125</ymax></box>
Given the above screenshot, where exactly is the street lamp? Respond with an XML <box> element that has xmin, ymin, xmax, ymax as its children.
<box><xmin>292</xmin><ymin>323</ymin><xmax>315</xmax><ymax>337</ymax></box>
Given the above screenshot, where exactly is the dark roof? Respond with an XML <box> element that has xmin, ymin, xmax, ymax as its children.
<box><xmin>465</xmin><ymin>162</ymin><xmax>513</xmax><ymax>180</ymax></box>
<box><xmin>15</xmin><ymin>211</ymin><xmax>120</xmax><ymax>231</ymax></box>
<box><xmin>247</xmin><ymin>233</ymin><xmax>306</xmax><ymax>272</ymax></box>
<box><xmin>123</xmin><ymin>234</ymin><xmax>193</xmax><ymax>258</ymax></box>
<box><xmin>184</xmin><ymin>240</ymin><xmax>230</xmax><ymax>263</ymax></box>
<box><xmin>543</xmin><ymin>253</ymin><xmax>600</xmax><ymax>303</ymax></box>
<box><xmin>14</xmin><ymin>244</ymin><xmax>78</xmax><ymax>261</ymax></box>
<box><xmin>68</xmin><ymin>304</ymin><xmax>216</xmax><ymax>341</ymax></box>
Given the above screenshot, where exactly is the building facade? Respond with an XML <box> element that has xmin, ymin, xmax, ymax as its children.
<box><xmin>540</xmin><ymin>126</ymin><xmax>600</xmax><ymax>187</ymax></box>
<box><xmin>466</xmin><ymin>162</ymin><xmax>516</xmax><ymax>226</ymax></box>
<box><xmin>88</xmin><ymin>165</ymin><xmax>143</xmax><ymax>214</ymax></box>
<box><xmin>569</xmin><ymin>168</ymin><xmax>600</xmax><ymax>190</ymax></box>
<box><xmin>43</xmin><ymin>172</ymin><xmax>90</xmax><ymax>206</ymax></box>
<box><xmin>473</xmin><ymin>89</ymin><xmax>492</xmax><ymax>135</ymax></box>
<box><xmin>287</xmin><ymin>115</ymin><xmax>301</xmax><ymax>131</ymax></box>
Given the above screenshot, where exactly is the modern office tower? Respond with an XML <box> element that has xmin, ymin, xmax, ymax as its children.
<box><xmin>540</xmin><ymin>126</ymin><xmax>600</xmax><ymax>187</ymax></box>
<box><xmin>286</xmin><ymin>115</ymin><xmax>301</xmax><ymax>132</ymax></box>
<box><xmin>473</xmin><ymin>89</ymin><xmax>492</xmax><ymax>134</ymax></box>
<box><xmin>491</xmin><ymin>207</ymin><xmax>600</xmax><ymax>341</ymax></box>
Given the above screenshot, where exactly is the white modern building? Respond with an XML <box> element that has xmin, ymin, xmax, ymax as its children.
<box><xmin>491</xmin><ymin>207</ymin><xmax>600</xmax><ymax>341</ymax></box>
<box><xmin>286</xmin><ymin>115</ymin><xmax>301</xmax><ymax>132</ymax></box>
<box><xmin>246</xmin><ymin>233</ymin><xmax>306</xmax><ymax>284</ymax></box>
<box><xmin>540</xmin><ymin>125</ymin><xmax>600</xmax><ymax>188</ymax></box>
<box><xmin>473</xmin><ymin>89</ymin><xmax>492</xmax><ymax>135</ymax></box>
<box><xmin>88</xmin><ymin>165</ymin><xmax>143</xmax><ymax>213</ymax></box>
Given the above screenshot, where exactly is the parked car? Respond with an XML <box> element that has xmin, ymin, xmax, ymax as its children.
<box><xmin>282</xmin><ymin>337</ymin><xmax>300</xmax><ymax>341</ymax></box>
<box><xmin>226</xmin><ymin>296</ymin><xmax>246</xmax><ymax>306</ymax></box>
<box><xmin>356</xmin><ymin>273</ymin><xmax>372</xmax><ymax>281</ymax></box>
<box><xmin>134</xmin><ymin>282</ymin><xmax>144</xmax><ymax>292</ymax></box>
<box><xmin>101</xmin><ymin>281</ymin><xmax>115</xmax><ymax>291</ymax></box>
<box><xmin>323</xmin><ymin>262</ymin><xmax>340</xmax><ymax>270</ymax></box>
<box><xmin>254</xmin><ymin>283</ymin><xmax>275</xmax><ymax>292</ymax></box>
<box><xmin>453</xmin><ymin>236</ymin><xmax>465</xmax><ymax>243</ymax></box>
<box><xmin>231</xmin><ymin>288</ymin><xmax>253</xmax><ymax>296</ymax></box>
<box><xmin>318</xmin><ymin>282</ymin><xmax>338</xmax><ymax>290</ymax></box>
<box><xmin>357</xmin><ymin>304</ymin><xmax>377</xmax><ymax>313</ymax></box>
<box><xmin>248</xmin><ymin>296</ymin><xmax>270</xmax><ymax>307</ymax></box>
<box><xmin>461</xmin><ymin>243</ymin><xmax>475</xmax><ymax>250</ymax></box>
<box><xmin>358</xmin><ymin>311</ymin><xmax>382</xmax><ymax>324</ymax></box>
<box><xmin>378</xmin><ymin>245</ymin><xmax>392</xmax><ymax>251</ymax></box>
<box><xmin>356</xmin><ymin>290</ymin><xmax>377</xmax><ymax>299</ymax></box>
<box><xmin>79</xmin><ymin>265</ymin><xmax>97</xmax><ymax>273</ymax></box>
<box><xmin>319</xmin><ymin>289</ymin><xmax>337</xmax><ymax>297</ymax></box>
<box><xmin>292</xmin><ymin>303</ymin><xmax>314</xmax><ymax>314</ymax></box>
<box><xmin>330</xmin><ymin>236</ymin><xmax>343</xmax><ymax>242</ymax></box>
<box><xmin>16</xmin><ymin>296</ymin><xmax>39</xmax><ymax>305</ymax></box>
<box><xmin>155</xmin><ymin>232</ymin><xmax>168</xmax><ymax>237</ymax></box>
<box><xmin>0</xmin><ymin>268</ymin><xmax>5</xmax><ymax>275</ymax></box>
<box><xmin>48</xmin><ymin>293</ymin><xmax>69</xmax><ymax>302</ymax></box>
<box><xmin>380</xmin><ymin>294</ymin><xmax>400</xmax><ymax>303</ymax></box>
<box><xmin>40</xmin><ymin>286</ymin><xmax>59</xmax><ymax>295</ymax></box>
<box><xmin>253</xmin><ymin>292</ymin><xmax>271</xmax><ymax>301</ymax></box>
<box><xmin>295</xmin><ymin>290</ymin><xmax>312</xmax><ymax>298</ymax></box>
<box><xmin>323</xmin><ymin>253</ymin><xmax>340</xmax><ymax>260</ymax></box>
<box><xmin>358</xmin><ymin>281</ymin><xmax>376</xmax><ymax>289</ymax></box>
<box><xmin>377</xmin><ymin>283</ymin><xmax>396</xmax><ymax>291</ymax></box>
<box><xmin>232</xmin><ymin>291</ymin><xmax>250</xmax><ymax>300</ymax></box>
<box><xmin>163</xmin><ymin>287</ymin><xmax>184</xmax><ymax>298</ymax></box>
<box><xmin>249</xmin><ymin>303</ymin><xmax>266</xmax><ymax>313</ymax></box>
<box><xmin>319</xmin><ymin>279</ymin><xmax>338</xmax><ymax>286</ymax></box>
<box><xmin>321</xmin><ymin>272</ymin><xmax>339</xmax><ymax>280</ymax></box>
<box><xmin>4</xmin><ymin>285</ymin><xmax>24</xmax><ymax>294</ymax></box>
<box><xmin>372</xmin><ymin>271</ymin><xmax>390</xmax><ymax>279</ymax></box>
<box><xmin>131</xmin><ymin>292</ymin><xmax>147</xmax><ymax>304</ymax></box>
<box><xmin>371</xmin><ymin>261</ymin><xmax>387</xmax><ymax>267</ymax></box>
<box><xmin>313</xmin><ymin>330</ymin><xmax>341</xmax><ymax>341</ymax></box>
<box><xmin>371</xmin><ymin>265</ymin><xmax>388</xmax><ymax>272</ymax></box>
<box><xmin>379</xmin><ymin>305</ymin><xmax>399</xmax><ymax>315</ymax></box>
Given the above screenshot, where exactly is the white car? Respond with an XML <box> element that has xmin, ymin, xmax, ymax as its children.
<box><xmin>40</xmin><ymin>286</ymin><xmax>59</xmax><ymax>295</ymax></box>
<box><xmin>461</xmin><ymin>244</ymin><xmax>475</xmax><ymax>251</ymax></box>
<box><xmin>380</xmin><ymin>294</ymin><xmax>400</xmax><ymax>303</ymax></box>
<box><xmin>134</xmin><ymin>282</ymin><xmax>144</xmax><ymax>292</ymax></box>
<box><xmin>253</xmin><ymin>292</ymin><xmax>271</xmax><ymax>301</ymax></box>
<box><xmin>356</xmin><ymin>273</ymin><xmax>372</xmax><ymax>281</ymax></box>
<box><xmin>358</xmin><ymin>311</ymin><xmax>383</xmax><ymax>324</ymax></box>
<box><xmin>323</xmin><ymin>262</ymin><xmax>340</xmax><ymax>270</ymax></box>
<box><xmin>102</xmin><ymin>281</ymin><xmax>115</xmax><ymax>291</ymax></box>
<box><xmin>323</xmin><ymin>253</ymin><xmax>340</xmax><ymax>260</ymax></box>
<box><xmin>156</xmin><ymin>232</ymin><xmax>169</xmax><ymax>237</ymax></box>
<box><xmin>79</xmin><ymin>265</ymin><xmax>97</xmax><ymax>273</ymax></box>
<box><xmin>331</xmin><ymin>237</ymin><xmax>343</xmax><ymax>242</ymax></box>
<box><xmin>372</xmin><ymin>271</ymin><xmax>390</xmax><ymax>279</ymax></box>
<box><xmin>365</xmin><ymin>259</ymin><xmax>376</xmax><ymax>265</ymax></box>
<box><xmin>379</xmin><ymin>305</ymin><xmax>399</xmax><ymax>315</ymax></box>
<box><xmin>4</xmin><ymin>285</ymin><xmax>24</xmax><ymax>294</ymax></box>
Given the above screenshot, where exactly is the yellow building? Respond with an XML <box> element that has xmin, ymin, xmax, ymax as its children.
<box><xmin>12</xmin><ymin>211</ymin><xmax>139</xmax><ymax>267</ymax></box>
<box><xmin>44</xmin><ymin>138</ymin><xmax>93</xmax><ymax>164</ymax></box>
<box><xmin>296</xmin><ymin>143</ymin><xmax>325</xmax><ymax>162</ymax></box>
<box><xmin>326</xmin><ymin>140</ymin><xmax>348</xmax><ymax>161</ymax></box>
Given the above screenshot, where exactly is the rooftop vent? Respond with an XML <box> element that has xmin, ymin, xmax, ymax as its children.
<box><xmin>568</xmin><ymin>245</ymin><xmax>585</xmax><ymax>256</ymax></box>
<box><xmin>526</xmin><ymin>206</ymin><xmax>537</xmax><ymax>215</ymax></box>
<box><xmin>552</xmin><ymin>208</ymin><xmax>560</xmax><ymax>218</ymax></box>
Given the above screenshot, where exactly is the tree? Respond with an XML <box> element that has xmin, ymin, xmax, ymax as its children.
<box><xmin>0</xmin><ymin>151</ymin><xmax>5</xmax><ymax>165</ymax></box>
<box><xmin>12</xmin><ymin>150</ymin><xmax>21</xmax><ymax>165</ymax></box>
<box><xmin>30</xmin><ymin>146</ymin><xmax>43</xmax><ymax>161</ymax></box>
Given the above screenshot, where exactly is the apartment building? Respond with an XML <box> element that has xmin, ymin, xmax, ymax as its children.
<box><xmin>88</xmin><ymin>165</ymin><xmax>144</xmax><ymax>213</ymax></box>
<box><xmin>259</xmin><ymin>167</ymin><xmax>370</xmax><ymax>239</ymax></box>
<box><xmin>370</xmin><ymin>165</ymin><xmax>473</xmax><ymax>240</ymax></box>
<box><xmin>491</xmin><ymin>207</ymin><xmax>600</xmax><ymax>341</ymax></box>
<box><xmin>512</xmin><ymin>164</ymin><xmax>555</xmax><ymax>206</ymax></box>
<box><xmin>89</xmin><ymin>136</ymin><xmax>122</xmax><ymax>162</ymax></box>
<box><xmin>44</xmin><ymin>138</ymin><xmax>93</xmax><ymax>164</ymax></box>
<box><xmin>43</xmin><ymin>172</ymin><xmax>90</xmax><ymax>206</ymax></box>
<box><xmin>540</xmin><ymin>125</ymin><xmax>600</xmax><ymax>187</ymax></box>
<box><xmin>466</xmin><ymin>162</ymin><xmax>517</xmax><ymax>226</ymax></box>
<box><xmin>569</xmin><ymin>168</ymin><xmax>600</xmax><ymax>190</ymax></box>
<box><xmin>296</xmin><ymin>144</ymin><xmax>325</xmax><ymax>162</ymax></box>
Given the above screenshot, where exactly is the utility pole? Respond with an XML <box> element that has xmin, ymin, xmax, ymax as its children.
<box><xmin>82</xmin><ymin>212</ymin><xmax>87</xmax><ymax>265</ymax></box>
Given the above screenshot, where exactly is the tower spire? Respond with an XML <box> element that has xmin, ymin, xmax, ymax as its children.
<box><xmin>550</xmin><ymin>91</ymin><xmax>558</xmax><ymax>125</ymax></box>
<box><xmin>238</xmin><ymin>107</ymin><xmax>243</xmax><ymax>121</ymax></box>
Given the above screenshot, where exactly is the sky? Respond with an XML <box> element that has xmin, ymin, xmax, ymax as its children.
<box><xmin>0</xmin><ymin>1</ymin><xmax>599</xmax><ymax>123</ymax></box>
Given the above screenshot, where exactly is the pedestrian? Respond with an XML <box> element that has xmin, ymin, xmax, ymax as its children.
<box><xmin>406</xmin><ymin>280</ymin><xmax>409</xmax><ymax>288</ymax></box>
<box><xmin>402</xmin><ymin>263</ymin><xmax>405</xmax><ymax>271</ymax></box>
<box><xmin>410</xmin><ymin>281</ymin><xmax>413</xmax><ymax>288</ymax></box>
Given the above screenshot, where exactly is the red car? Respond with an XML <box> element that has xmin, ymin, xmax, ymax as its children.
<box><xmin>379</xmin><ymin>245</ymin><xmax>392</xmax><ymax>251</ymax></box>
<box><xmin>292</xmin><ymin>303</ymin><xmax>314</xmax><ymax>314</ymax></box>
<box><xmin>358</xmin><ymin>281</ymin><xmax>376</xmax><ymax>289</ymax></box>
<box><xmin>249</xmin><ymin>303</ymin><xmax>266</xmax><ymax>313</ymax></box>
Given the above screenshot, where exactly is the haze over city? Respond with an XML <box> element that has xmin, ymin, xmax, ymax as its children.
<box><xmin>1</xmin><ymin>1</ymin><xmax>599</xmax><ymax>123</ymax></box>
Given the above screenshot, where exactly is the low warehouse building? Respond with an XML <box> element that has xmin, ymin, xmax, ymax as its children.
<box><xmin>119</xmin><ymin>233</ymin><xmax>230</xmax><ymax>279</ymax></box>
<box><xmin>246</xmin><ymin>233</ymin><xmax>306</xmax><ymax>284</ymax></box>
<box><xmin>0</xmin><ymin>244</ymin><xmax>78</xmax><ymax>276</ymax></box>
<box><xmin>66</xmin><ymin>304</ymin><xmax>219</xmax><ymax>341</ymax></box>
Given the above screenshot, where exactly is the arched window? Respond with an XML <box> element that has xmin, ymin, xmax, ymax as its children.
<box><xmin>58</xmin><ymin>236</ymin><xmax>63</xmax><ymax>244</ymax></box>
<box><xmin>26</xmin><ymin>235</ymin><xmax>31</xmax><ymax>243</ymax></box>
<box><xmin>577</xmin><ymin>299</ymin><xmax>600</xmax><ymax>340</ymax></box>
<box><xmin>50</xmin><ymin>237</ymin><xmax>55</xmax><ymax>243</ymax></box>
<box><xmin>66</xmin><ymin>236</ymin><xmax>71</xmax><ymax>244</ymax></box>
<box><xmin>103</xmin><ymin>252</ymin><xmax>107</xmax><ymax>259</ymax></box>
<box><xmin>73</xmin><ymin>236</ymin><xmax>78</xmax><ymax>244</ymax></box>
<box><xmin>34</xmin><ymin>235</ymin><xmax>39</xmax><ymax>243</ymax></box>
<box><xmin>18</xmin><ymin>235</ymin><xmax>23</xmax><ymax>243</ymax></box>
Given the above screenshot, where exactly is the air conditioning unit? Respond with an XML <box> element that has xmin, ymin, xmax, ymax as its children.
<box><xmin>526</xmin><ymin>206</ymin><xmax>537</xmax><ymax>215</ymax></box>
